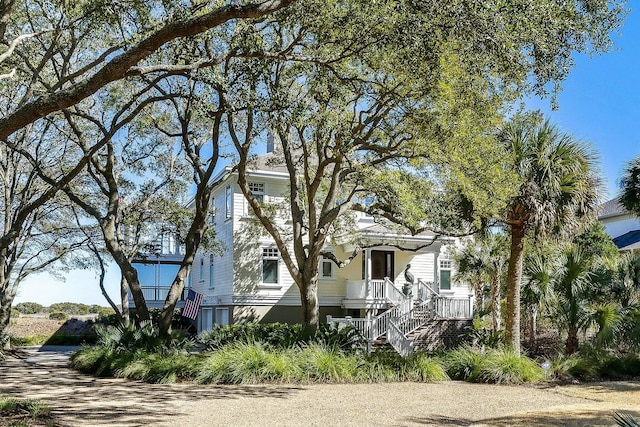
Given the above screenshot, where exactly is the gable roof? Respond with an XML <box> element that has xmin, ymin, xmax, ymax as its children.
<box><xmin>598</xmin><ymin>197</ymin><xmax>629</xmax><ymax>219</ymax></box>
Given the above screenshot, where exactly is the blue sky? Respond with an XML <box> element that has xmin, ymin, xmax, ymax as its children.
<box><xmin>13</xmin><ymin>7</ymin><xmax>640</xmax><ymax>306</ymax></box>
<box><xmin>527</xmin><ymin>6</ymin><xmax>640</xmax><ymax>199</ymax></box>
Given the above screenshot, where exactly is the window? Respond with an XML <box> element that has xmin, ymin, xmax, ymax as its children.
<box><xmin>248</xmin><ymin>182</ymin><xmax>265</xmax><ymax>203</ymax></box>
<box><xmin>216</xmin><ymin>308</ymin><xmax>229</xmax><ymax>325</ymax></box>
<box><xmin>439</xmin><ymin>259</ymin><xmax>452</xmax><ymax>290</ymax></box>
<box><xmin>209</xmin><ymin>254</ymin><xmax>214</xmax><ymax>289</ymax></box>
<box><xmin>209</xmin><ymin>199</ymin><xmax>216</xmax><ymax>224</ymax></box>
<box><xmin>262</xmin><ymin>247</ymin><xmax>279</xmax><ymax>284</ymax></box>
<box><xmin>225</xmin><ymin>185</ymin><xmax>232</xmax><ymax>218</ymax></box>
<box><xmin>199</xmin><ymin>257</ymin><xmax>204</xmax><ymax>281</ymax></box>
<box><xmin>320</xmin><ymin>254</ymin><xmax>334</xmax><ymax>279</ymax></box>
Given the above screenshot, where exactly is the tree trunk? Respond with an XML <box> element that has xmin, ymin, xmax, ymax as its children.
<box><xmin>566</xmin><ymin>327</ymin><xmax>579</xmax><ymax>355</ymax></box>
<box><xmin>473</xmin><ymin>282</ymin><xmax>483</xmax><ymax>314</ymax></box>
<box><xmin>158</xmin><ymin>213</ymin><xmax>207</xmax><ymax>337</ymax></box>
<box><xmin>299</xmin><ymin>269</ymin><xmax>320</xmax><ymax>334</ymax></box>
<box><xmin>529</xmin><ymin>306</ymin><xmax>538</xmax><ymax>348</ymax></box>
<box><xmin>119</xmin><ymin>276</ymin><xmax>130</xmax><ymax>328</ymax></box>
<box><xmin>158</xmin><ymin>265</ymin><xmax>190</xmax><ymax>337</ymax></box>
<box><xmin>505</xmin><ymin>223</ymin><xmax>526</xmax><ymax>355</ymax></box>
<box><xmin>103</xmin><ymin>224</ymin><xmax>150</xmax><ymax>325</ymax></box>
<box><xmin>491</xmin><ymin>276</ymin><xmax>501</xmax><ymax>334</ymax></box>
<box><xmin>0</xmin><ymin>290</ymin><xmax>13</xmax><ymax>350</ymax></box>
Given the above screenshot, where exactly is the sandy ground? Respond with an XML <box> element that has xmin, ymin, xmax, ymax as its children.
<box><xmin>1</xmin><ymin>347</ymin><xmax>639</xmax><ymax>427</ymax></box>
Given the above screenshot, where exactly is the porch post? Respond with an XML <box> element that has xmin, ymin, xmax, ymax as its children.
<box><xmin>433</xmin><ymin>249</ymin><xmax>440</xmax><ymax>294</ymax></box>
<box><xmin>365</xmin><ymin>249</ymin><xmax>371</xmax><ymax>284</ymax></box>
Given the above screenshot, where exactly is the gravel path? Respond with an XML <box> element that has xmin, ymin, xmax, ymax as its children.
<box><xmin>1</xmin><ymin>347</ymin><xmax>639</xmax><ymax>426</ymax></box>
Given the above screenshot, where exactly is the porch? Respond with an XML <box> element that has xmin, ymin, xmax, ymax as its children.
<box><xmin>330</xmin><ymin>279</ymin><xmax>473</xmax><ymax>357</ymax></box>
<box><xmin>127</xmin><ymin>286</ymin><xmax>189</xmax><ymax>309</ymax></box>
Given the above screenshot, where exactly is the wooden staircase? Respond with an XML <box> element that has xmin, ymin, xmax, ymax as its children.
<box><xmin>328</xmin><ymin>279</ymin><xmax>472</xmax><ymax>357</ymax></box>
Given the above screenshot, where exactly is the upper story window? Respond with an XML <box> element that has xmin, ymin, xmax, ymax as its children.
<box><xmin>199</xmin><ymin>257</ymin><xmax>205</xmax><ymax>281</ymax></box>
<box><xmin>225</xmin><ymin>184</ymin><xmax>232</xmax><ymax>218</ymax></box>
<box><xmin>248</xmin><ymin>182</ymin><xmax>265</xmax><ymax>203</ymax></box>
<box><xmin>439</xmin><ymin>259</ymin><xmax>452</xmax><ymax>290</ymax></box>
<box><xmin>262</xmin><ymin>247</ymin><xmax>280</xmax><ymax>284</ymax></box>
<box><xmin>209</xmin><ymin>198</ymin><xmax>216</xmax><ymax>224</ymax></box>
<box><xmin>320</xmin><ymin>254</ymin><xmax>334</xmax><ymax>279</ymax></box>
<box><xmin>209</xmin><ymin>254</ymin><xmax>215</xmax><ymax>289</ymax></box>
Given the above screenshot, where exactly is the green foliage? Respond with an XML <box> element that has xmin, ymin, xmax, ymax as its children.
<box><xmin>0</xmin><ymin>394</ymin><xmax>52</xmax><ymax>422</ymax></box>
<box><xmin>13</xmin><ymin>302</ymin><xmax>45</xmax><ymax>315</ymax></box>
<box><xmin>73</xmin><ymin>341</ymin><xmax>448</xmax><ymax>384</ymax></box>
<box><xmin>48</xmin><ymin>311</ymin><xmax>69</xmax><ymax>321</ymax></box>
<box><xmin>620</xmin><ymin>155</ymin><xmax>640</xmax><ymax>218</ymax></box>
<box><xmin>94</xmin><ymin>323</ymin><xmax>193</xmax><ymax>353</ymax></box>
<box><xmin>115</xmin><ymin>351</ymin><xmax>195</xmax><ymax>384</ymax></box>
<box><xmin>443</xmin><ymin>346</ymin><xmax>544</xmax><ymax>384</ymax></box>
<box><xmin>551</xmin><ymin>351</ymin><xmax>640</xmax><ymax>381</ymax></box>
<box><xmin>89</xmin><ymin>305</ymin><xmax>103</xmax><ymax>314</ymax></box>
<box><xmin>573</xmin><ymin>222</ymin><xmax>620</xmax><ymax>265</ymax></box>
<box><xmin>8</xmin><ymin>334</ymin><xmax>51</xmax><ymax>346</ymax></box>
<box><xmin>49</xmin><ymin>302</ymin><xmax>90</xmax><ymax>315</ymax></box>
<box><xmin>464</xmin><ymin>323</ymin><xmax>504</xmax><ymax>349</ymax></box>
<box><xmin>197</xmin><ymin>323</ymin><xmax>365</xmax><ymax>352</ymax></box>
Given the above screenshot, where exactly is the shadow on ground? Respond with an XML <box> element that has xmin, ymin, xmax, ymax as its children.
<box><xmin>0</xmin><ymin>349</ymin><xmax>302</xmax><ymax>426</ymax></box>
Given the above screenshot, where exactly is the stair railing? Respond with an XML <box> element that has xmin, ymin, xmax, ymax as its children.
<box><xmin>387</xmin><ymin>318</ymin><xmax>414</xmax><ymax>357</ymax></box>
<box><xmin>394</xmin><ymin>299</ymin><xmax>437</xmax><ymax>336</ymax></box>
<box><xmin>417</xmin><ymin>279</ymin><xmax>438</xmax><ymax>301</ymax></box>
<box><xmin>384</xmin><ymin>277</ymin><xmax>408</xmax><ymax>304</ymax></box>
<box><xmin>370</xmin><ymin>297</ymin><xmax>412</xmax><ymax>340</ymax></box>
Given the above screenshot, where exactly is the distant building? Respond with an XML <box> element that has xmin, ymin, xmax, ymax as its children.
<box><xmin>598</xmin><ymin>197</ymin><xmax>640</xmax><ymax>250</ymax></box>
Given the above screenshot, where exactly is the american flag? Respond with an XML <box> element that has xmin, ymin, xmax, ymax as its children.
<box><xmin>182</xmin><ymin>289</ymin><xmax>203</xmax><ymax>320</ymax></box>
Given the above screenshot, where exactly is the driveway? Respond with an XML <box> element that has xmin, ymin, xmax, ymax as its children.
<box><xmin>1</xmin><ymin>346</ymin><xmax>639</xmax><ymax>426</ymax></box>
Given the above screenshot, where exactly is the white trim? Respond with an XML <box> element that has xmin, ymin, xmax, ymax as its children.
<box><xmin>261</xmin><ymin>247</ymin><xmax>280</xmax><ymax>285</ymax></box>
<box><xmin>232</xmin><ymin>295</ymin><xmax>344</xmax><ymax>306</ymax></box>
<box><xmin>319</xmin><ymin>254</ymin><xmax>335</xmax><ymax>280</ymax></box>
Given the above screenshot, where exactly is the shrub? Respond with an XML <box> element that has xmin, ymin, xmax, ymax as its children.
<box><xmin>116</xmin><ymin>351</ymin><xmax>195</xmax><ymax>383</ymax></box>
<box><xmin>198</xmin><ymin>323</ymin><xmax>365</xmax><ymax>352</ymax></box>
<box><xmin>443</xmin><ymin>346</ymin><xmax>543</xmax><ymax>384</ymax></box>
<box><xmin>406</xmin><ymin>353</ymin><xmax>450</xmax><ymax>382</ymax></box>
<box><xmin>49</xmin><ymin>302</ymin><xmax>89</xmax><ymax>315</ymax></box>
<box><xmin>14</xmin><ymin>302</ymin><xmax>44</xmax><ymax>315</ymax></box>
<box><xmin>551</xmin><ymin>352</ymin><xmax>640</xmax><ymax>381</ymax></box>
<box><xmin>94</xmin><ymin>323</ymin><xmax>194</xmax><ymax>353</ymax></box>
<box><xmin>478</xmin><ymin>348</ymin><xmax>544</xmax><ymax>384</ymax></box>
<box><xmin>48</xmin><ymin>311</ymin><xmax>69</xmax><ymax>321</ymax></box>
<box><xmin>9</xmin><ymin>334</ymin><xmax>50</xmax><ymax>346</ymax></box>
<box><xmin>443</xmin><ymin>346</ymin><xmax>484</xmax><ymax>381</ymax></box>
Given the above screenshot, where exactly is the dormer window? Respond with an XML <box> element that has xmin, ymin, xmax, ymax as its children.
<box><xmin>320</xmin><ymin>254</ymin><xmax>334</xmax><ymax>279</ymax></box>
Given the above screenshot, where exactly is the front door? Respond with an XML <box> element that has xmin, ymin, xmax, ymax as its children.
<box><xmin>371</xmin><ymin>250</ymin><xmax>394</xmax><ymax>280</ymax></box>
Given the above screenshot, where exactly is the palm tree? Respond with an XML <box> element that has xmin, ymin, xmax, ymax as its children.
<box><xmin>614</xmin><ymin>251</ymin><xmax>640</xmax><ymax>307</ymax></box>
<box><xmin>620</xmin><ymin>154</ymin><xmax>640</xmax><ymax>217</ymax></box>
<box><xmin>455</xmin><ymin>233</ymin><xmax>508</xmax><ymax>333</ymax></box>
<box><xmin>554</xmin><ymin>247</ymin><xmax>594</xmax><ymax>354</ymax></box>
<box><xmin>500</xmin><ymin>117</ymin><xmax>600</xmax><ymax>354</ymax></box>
<box><xmin>522</xmin><ymin>250</ymin><xmax>557</xmax><ymax>347</ymax></box>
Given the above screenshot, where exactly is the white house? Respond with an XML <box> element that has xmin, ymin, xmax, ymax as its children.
<box><xmin>598</xmin><ymin>197</ymin><xmax>640</xmax><ymax>250</ymax></box>
<box><xmin>131</xmin><ymin>146</ymin><xmax>474</xmax><ymax>354</ymax></box>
